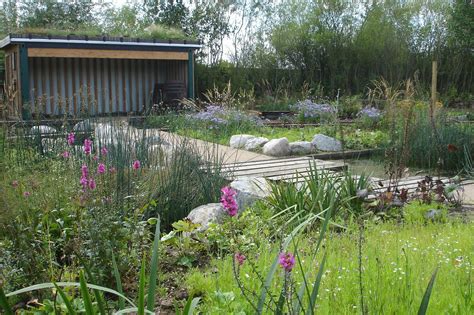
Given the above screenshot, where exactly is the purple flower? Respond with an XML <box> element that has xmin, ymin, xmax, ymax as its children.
<box><xmin>88</xmin><ymin>178</ymin><xmax>96</xmax><ymax>190</ymax></box>
<box><xmin>67</xmin><ymin>132</ymin><xmax>75</xmax><ymax>146</ymax></box>
<box><xmin>23</xmin><ymin>191</ymin><xmax>31</xmax><ymax>197</ymax></box>
<box><xmin>220</xmin><ymin>186</ymin><xmax>238</xmax><ymax>217</ymax></box>
<box><xmin>358</xmin><ymin>106</ymin><xmax>382</xmax><ymax>120</ymax></box>
<box><xmin>80</xmin><ymin>176</ymin><xmax>88</xmax><ymax>188</ymax></box>
<box><xmin>62</xmin><ymin>151</ymin><xmax>70</xmax><ymax>158</ymax></box>
<box><xmin>83</xmin><ymin>139</ymin><xmax>92</xmax><ymax>155</ymax></box>
<box><xmin>235</xmin><ymin>252</ymin><xmax>246</xmax><ymax>266</ymax></box>
<box><xmin>81</xmin><ymin>165</ymin><xmax>89</xmax><ymax>178</ymax></box>
<box><xmin>290</xmin><ymin>100</ymin><xmax>336</xmax><ymax>119</ymax></box>
<box><xmin>132</xmin><ymin>160</ymin><xmax>141</xmax><ymax>170</ymax></box>
<box><xmin>97</xmin><ymin>163</ymin><xmax>106</xmax><ymax>174</ymax></box>
<box><xmin>101</xmin><ymin>147</ymin><xmax>108</xmax><ymax>156</ymax></box>
<box><xmin>279</xmin><ymin>252</ymin><xmax>295</xmax><ymax>272</ymax></box>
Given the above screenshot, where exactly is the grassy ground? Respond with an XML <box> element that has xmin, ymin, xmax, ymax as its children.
<box><xmin>185</xmin><ymin>221</ymin><xmax>474</xmax><ymax>314</ymax></box>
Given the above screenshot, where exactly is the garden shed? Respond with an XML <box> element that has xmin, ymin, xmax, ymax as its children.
<box><xmin>0</xmin><ymin>34</ymin><xmax>201</xmax><ymax>119</ymax></box>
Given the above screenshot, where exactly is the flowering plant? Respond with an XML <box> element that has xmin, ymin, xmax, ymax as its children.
<box><xmin>189</xmin><ymin>104</ymin><xmax>262</xmax><ymax>130</ymax></box>
<box><xmin>290</xmin><ymin>99</ymin><xmax>337</xmax><ymax>123</ymax></box>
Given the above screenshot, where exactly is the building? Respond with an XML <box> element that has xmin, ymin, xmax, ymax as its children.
<box><xmin>0</xmin><ymin>33</ymin><xmax>201</xmax><ymax>119</ymax></box>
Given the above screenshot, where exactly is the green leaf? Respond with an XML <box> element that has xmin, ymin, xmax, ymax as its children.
<box><xmin>79</xmin><ymin>271</ymin><xmax>95</xmax><ymax>315</ymax></box>
<box><xmin>418</xmin><ymin>268</ymin><xmax>438</xmax><ymax>315</ymax></box>
<box><xmin>6</xmin><ymin>283</ymin><xmax>135</xmax><ymax>307</ymax></box>
<box><xmin>0</xmin><ymin>287</ymin><xmax>13</xmax><ymax>315</ymax></box>
<box><xmin>305</xmin><ymin>253</ymin><xmax>327</xmax><ymax>315</ymax></box>
<box><xmin>81</xmin><ymin>263</ymin><xmax>107</xmax><ymax>315</ymax></box>
<box><xmin>181</xmin><ymin>297</ymin><xmax>201</xmax><ymax>315</ymax></box>
<box><xmin>137</xmin><ymin>257</ymin><xmax>147</xmax><ymax>315</ymax></box>
<box><xmin>111</xmin><ymin>251</ymin><xmax>125</xmax><ymax>310</ymax></box>
<box><xmin>53</xmin><ymin>282</ymin><xmax>76</xmax><ymax>315</ymax></box>
<box><xmin>147</xmin><ymin>217</ymin><xmax>161</xmax><ymax>312</ymax></box>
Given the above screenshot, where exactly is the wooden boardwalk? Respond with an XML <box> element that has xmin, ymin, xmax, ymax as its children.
<box><xmin>217</xmin><ymin>156</ymin><xmax>345</xmax><ymax>181</ymax></box>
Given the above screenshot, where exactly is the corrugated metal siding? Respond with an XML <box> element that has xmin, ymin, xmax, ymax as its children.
<box><xmin>28</xmin><ymin>57</ymin><xmax>188</xmax><ymax>115</ymax></box>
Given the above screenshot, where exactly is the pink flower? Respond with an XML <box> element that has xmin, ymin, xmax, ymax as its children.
<box><xmin>100</xmin><ymin>147</ymin><xmax>108</xmax><ymax>156</ymax></box>
<box><xmin>93</xmin><ymin>155</ymin><xmax>99</xmax><ymax>161</ymax></box>
<box><xmin>23</xmin><ymin>191</ymin><xmax>31</xmax><ymax>197</ymax></box>
<box><xmin>97</xmin><ymin>163</ymin><xmax>106</xmax><ymax>174</ymax></box>
<box><xmin>62</xmin><ymin>151</ymin><xmax>70</xmax><ymax>158</ymax></box>
<box><xmin>88</xmin><ymin>178</ymin><xmax>96</xmax><ymax>190</ymax></box>
<box><xmin>67</xmin><ymin>132</ymin><xmax>75</xmax><ymax>146</ymax></box>
<box><xmin>235</xmin><ymin>252</ymin><xmax>246</xmax><ymax>266</ymax></box>
<box><xmin>83</xmin><ymin>139</ymin><xmax>92</xmax><ymax>155</ymax></box>
<box><xmin>279</xmin><ymin>252</ymin><xmax>295</xmax><ymax>272</ymax></box>
<box><xmin>132</xmin><ymin>160</ymin><xmax>141</xmax><ymax>170</ymax></box>
<box><xmin>12</xmin><ymin>180</ymin><xmax>19</xmax><ymax>188</ymax></box>
<box><xmin>81</xmin><ymin>165</ymin><xmax>89</xmax><ymax>178</ymax></box>
<box><xmin>80</xmin><ymin>176</ymin><xmax>88</xmax><ymax>188</ymax></box>
<box><xmin>220</xmin><ymin>186</ymin><xmax>238</xmax><ymax>217</ymax></box>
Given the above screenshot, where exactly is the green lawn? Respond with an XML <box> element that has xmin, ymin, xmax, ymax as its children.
<box><xmin>185</xmin><ymin>221</ymin><xmax>474</xmax><ymax>314</ymax></box>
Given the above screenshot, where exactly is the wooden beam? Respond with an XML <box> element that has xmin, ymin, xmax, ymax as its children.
<box><xmin>27</xmin><ymin>48</ymin><xmax>189</xmax><ymax>60</ymax></box>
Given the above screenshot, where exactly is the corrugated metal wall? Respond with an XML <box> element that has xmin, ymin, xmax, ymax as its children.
<box><xmin>28</xmin><ymin>57</ymin><xmax>188</xmax><ymax>115</ymax></box>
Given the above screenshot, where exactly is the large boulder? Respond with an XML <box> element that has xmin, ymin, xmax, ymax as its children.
<box><xmin>262</xmin><ymin>138</ymin><xmax>290</xmax><ymax>156</ymax></box>
<box><xmin>230</xmin><ymin>134</ymin><xmax>255</xmax><ymax>149</ymax></box>
<box><xmin>73</xmin><ymin>120</ymin><xmax>94</xmax><ymax>132</ymax></box>
<box><xmin>230</xmin><ymin>177</ymin><xmax>271</xmax><ymax>211</ymax></box>
<box><xmin>187</xmin><ymin>203</ymin><xmax>226</xmax><ymax>231</ymax></box>
<box><xmin>289</xmin><ymin>141</ymin><xmax>314</xmax><ymax>155</ymax></box>
<box><xmin>311</xmin><ymin>134</ymin><xmax>342</xmax><ymax>152</ymax></box>
<box><xmin>30</xmin><ymin>125</ymin><xmax>57</xmax><ymax>136</ymax></box>
<box><xmin>244</xmin><ymin>137</ymin><xmax>269</xmax><ymax>151</ymax></box>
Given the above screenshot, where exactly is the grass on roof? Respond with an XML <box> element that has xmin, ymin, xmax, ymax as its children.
<box><xmin>12</xmin><ymin>24</ymin><xmax>194</xmax><ymax>41</ymax></box>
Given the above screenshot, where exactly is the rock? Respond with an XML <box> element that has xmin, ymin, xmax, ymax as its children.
<box><xmin>356</xmin><ymin>189</ymin><xmax>369</xmax><ymax>199</ymax></box>
<box><xmin>30</xmin><ymin>125</ymin><xmax>57</xmax><ymax>136</ymax></box>
<box><xmin>289</xmin><ymin>141</ymin><xmax>314</xmax><ymax>155</ymax></box>
<box><xmin>73</xmin><ymin>119</ymin><xmax>94</xmax><ymax>132</ymax></box>
<box><xmin>262</xmin><ymin>138</ymin><xmax>290</xmax><ymax>156</ymax></box>
<box><xmin>41</xmin><ymin>138</ymin><xmax>66</xmax><ymax>153</ymax></box>
<box><xmin>425</xmin><ymin>209</ymin><xmax>440</xmax><ymax>220</ymax></box>
<box><xmin>187</xmin><ymin>203</ymin><xmax>226</xmax><ymax>231</ymax></box>
<box><xmin>230</xmin><ymin>177</ymin><xmax>271</xmax><ymax>211</ymax></box>
<box><xmin>244</xmin><ymin>137</ymin><xmax>269</xmax><ymax>151</ymax></box>
<box><xmin>311</xmin><ymin>134</ymin><xmax>342</xmax><ymax>152</ymax></box>
<box><xmin>145</xmin><ymin>135</ymin><xmax>169</xmax><ymax>146</ymax></box>
<box><xmin>230</xmin><ymin>134</ymin><xmax>255</xmax><ymax>149</ymax></box>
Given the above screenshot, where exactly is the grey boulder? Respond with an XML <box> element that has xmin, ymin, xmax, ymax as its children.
<box><xmin>244</xmin><ymin>137</ymin><xmax>269</xmax><ymax>151</ymax></box>
<box><xmin>187</xmin><ymin>203</ymin><xmax>226</xmax><ymax>231</ymax></box>
<box><xmin>30</xmin><ymin>125</ymin><xmax>57</xmax><ymax>136</ymax></box>
<box><xmin>230</xmin><ymin>177</ymin><xmax>271</xmax><ymax>211</ymax></box>
<box><xmin>230</xmin><ymin>134</ymin><xmax>255</xmax><ymax>149</ymax></box>
<box><xmin>289</xmin><ymin>141</ymin><xmax>314</xmax><ymax>155</ymax></box>
<box><xmin>262</xmin><ymin>138</ymin><xmax>290</xmax><ymax>156</ymax></box>
<box><xmin>311</xmin><ymin>134</ymin><xmax>342</xmax><ymax>152</ymax></box>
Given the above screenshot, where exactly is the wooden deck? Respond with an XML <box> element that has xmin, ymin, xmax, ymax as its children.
<box><xmin>216</xmin><ymin>156</ymin><xmax>346</xmax><ymax>181</ymax></box>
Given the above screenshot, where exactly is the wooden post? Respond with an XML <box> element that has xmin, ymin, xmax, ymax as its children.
<box><xmin>431</xmin><ymin>60</ymin><xmax>437</xmax><ymax>106</ymax></box>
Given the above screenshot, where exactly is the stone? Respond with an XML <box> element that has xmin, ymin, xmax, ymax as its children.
<box><xmin>244</xmin><ymin>137</ymin><xmax>269</xmax><ymax>151</ymax></box>
<box><xmin>230</xmin><ymin>134</ymin><xmax>255</xmax><ymax>149</ymax></box>
<box><xmin>187</xmin><ymin>203</ymin><xmax>226</xmax><ymax>231</ymax></box>
<box><xmin>145</xmin><ymin>135</ymin><xmax>169</xmax><ymax>146</ymax></box>
<box><xmin>356</xmin><ymin>189</ymin><xmax>369</xmax><ymax>199</ymax></box>
<box><xmin>311</xmin><ymin>134</ymin><xmax>342</xmax><ymax>152</ymax></box>
<box><xmin>230</xmin><ymin>177</ymin><xmax>271</xmax><ymax>211</ymax></box>
<box><xmin>41</xmin><ymin>138</ymin><xmax>66</xmax><ymax>153</ymax></box>
<box><xmin>262</xmin><ymin>138</ymin><xmax>290</xmax><ymax>156</ymax></box>
<box><xmin>289</xmin><ymin>141</ymin><xmax>314</xmax><ymax>155</ymax></box>
<box><xmin>30</xmin><ymin>125</ymin><xmax>57</xmax><ymax>136</ymax></box>
<box><xmin>424</xmin><ymin>209</ymin><xmax>440</xmax><ymax>220</ymax></box>
<box><xmin>73</xmin><ymin>119</ymin><xmax>94</xmax><ymax>132</ymax></box>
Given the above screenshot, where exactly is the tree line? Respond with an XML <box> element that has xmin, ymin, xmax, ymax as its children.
<box><xmin>1</xmin><ymin>0</ymin><xmax>473</xmax><ymax>101</ymax></box>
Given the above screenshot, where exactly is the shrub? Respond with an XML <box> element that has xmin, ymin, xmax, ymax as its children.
<box><xmin>290</xmin><ymin>100</ymin><xmax>337</xmax><ymax>123</ymax></box>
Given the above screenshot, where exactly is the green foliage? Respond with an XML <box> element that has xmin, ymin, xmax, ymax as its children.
<box><xmin>403</xmin><ymin>202</ymin><xmax>448</xmax><ymax>224</ymax></box>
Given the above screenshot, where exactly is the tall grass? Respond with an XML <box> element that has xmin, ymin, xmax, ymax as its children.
<box><xmin>395</xmin><ymin>110</ymin><xmax>473</xmax><ymax>172</ymax></box>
